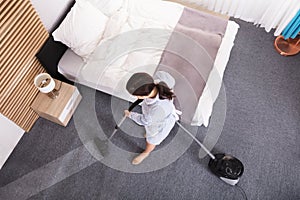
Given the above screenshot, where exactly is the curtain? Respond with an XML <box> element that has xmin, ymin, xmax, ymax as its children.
<box><xmin>192</xmin><ymin>0</ymin><xmax>300</xmax><ymax>36</ymax></box>
<box><xmin>281</xmin><ymin>9</ymin><xmax>300</xmax><ymax>39</ymax></box>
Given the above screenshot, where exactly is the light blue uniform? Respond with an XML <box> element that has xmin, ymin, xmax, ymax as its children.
<box><xmin>128</xmin><ymin>94</ymin><xmax>177</xmax><ymax>145</ymax></box>
<box><xmin>128</xmin><ymin>71</ymin><xmax>178</xmax><ymax>145</ymax></box>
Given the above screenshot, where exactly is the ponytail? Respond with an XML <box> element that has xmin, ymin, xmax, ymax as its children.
<box><xmin>155</xmin><ymin>82</ymin><xmax>175</xmax><ymax>100</ymax></box>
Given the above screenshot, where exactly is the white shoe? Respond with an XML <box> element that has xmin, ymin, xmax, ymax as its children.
<box><xmin>132</xmin><ymin>153</ymin><xmax>150</xmax><ymax>165</ymax></box>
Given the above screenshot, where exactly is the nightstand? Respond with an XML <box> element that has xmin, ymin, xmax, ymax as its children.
<box><xmin>31</xmin><ymin>80</ymin><xmax>82</xmax><ymax>126</ymax></box>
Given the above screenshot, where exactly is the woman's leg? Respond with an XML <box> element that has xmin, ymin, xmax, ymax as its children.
<box><xmin>132</xmin><ymin>141</ymin><xmax>156</xmax><ymax>165</ymax></box>
<box><xmin>143</xmin><ymin>142</ymin><xmax>156</xmax><ymax>153</ymax></box>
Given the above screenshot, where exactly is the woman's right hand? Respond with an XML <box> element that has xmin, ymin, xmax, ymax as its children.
<box><xmin>124</xmin><ymin>110</ymin><xmax>130</xmax><ymax>117</ymax></box>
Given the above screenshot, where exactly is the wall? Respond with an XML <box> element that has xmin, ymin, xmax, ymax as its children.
<box><xmin>30</xmin><ymin>0</ymin><xmax>73</xmax><ymax>31</ymax></box>
<box><xmin>0</xmin><ymin>114</ymin><xmax>24</xmax><ymax>169</ymax></box>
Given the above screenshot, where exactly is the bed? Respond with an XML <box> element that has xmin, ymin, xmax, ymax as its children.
<box><xmin>37</xmin><ymin>0</ymin><xmax>239</xmax><ymax>127</ymax></box>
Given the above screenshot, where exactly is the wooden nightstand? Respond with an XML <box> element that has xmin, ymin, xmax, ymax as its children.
<box><xmin>31</xmin><ymin>80</ymin><xmax>82</xmax><ymax>126</ymax></box>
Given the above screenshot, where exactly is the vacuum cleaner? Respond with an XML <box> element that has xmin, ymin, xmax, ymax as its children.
<box><xmin>176</xmin><ymin>122</ymin><xmax>244</xmax><ymax>186</ymax></box>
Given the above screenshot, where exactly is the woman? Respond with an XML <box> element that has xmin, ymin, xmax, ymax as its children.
<box><xmin>125</xmin><ymin>72</ymin><xmax>178</xmax><ymax>165</ymax></box>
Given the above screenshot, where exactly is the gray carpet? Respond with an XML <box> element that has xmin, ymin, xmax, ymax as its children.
<box><xmin>0</xmin><ymin>19</ymin><xmax>299</xmax><ymax>200</ymax></box>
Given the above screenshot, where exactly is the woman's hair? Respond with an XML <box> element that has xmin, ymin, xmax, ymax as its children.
<box><xmin>126</xmin><ymin>72</ymin><xmax>174</xmax><ymax>100</ymax></box>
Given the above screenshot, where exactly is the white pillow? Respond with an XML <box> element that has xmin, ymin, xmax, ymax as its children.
<box><xmin>52</xmin><ymin>0</ymin><xmax>108</xmax><ymax>60</ymax></box>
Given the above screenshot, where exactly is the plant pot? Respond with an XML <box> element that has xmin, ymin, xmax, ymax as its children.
<box><xmin>274</xmin><ymin>35</ymin><xmax>300</xmax><ymax>56</ymax></box>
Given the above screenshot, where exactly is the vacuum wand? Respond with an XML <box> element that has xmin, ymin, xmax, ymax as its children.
<box><xmin>176</xmin><ymin>121</ymin><xmax>215</xmax><ymax>160</ymax></box>
<box><xmin>109</xmin><ymin>99</ymin><xmax>143</xmax><ymax>140</ymax></box>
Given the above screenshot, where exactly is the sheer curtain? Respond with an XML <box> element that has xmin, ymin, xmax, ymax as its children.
<box><xmin>187</xmin><ymin>0</ymin><xmax>300</xmax><ymax>36</ymax></box>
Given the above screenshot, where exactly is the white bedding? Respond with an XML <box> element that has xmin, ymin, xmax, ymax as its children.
<box><xmin>59</xmin><ymin>0</ymin><xmax>185</xmax><ymax>100</ymax></box>
<box><xmin>57</xmin><ymin>0</ymin><xmax>239</xmax><ymax>126</ymax></box>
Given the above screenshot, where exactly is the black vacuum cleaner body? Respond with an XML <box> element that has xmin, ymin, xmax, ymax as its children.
<box><xmin>208</xmin><ymin>153</ymin><xmax>244</xmax><ymax>185</ymax></box>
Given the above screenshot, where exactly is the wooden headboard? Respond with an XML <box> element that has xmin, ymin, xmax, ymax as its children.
<box><xmin>0</xmin><ymin>0</ymin><xmax>49</xmax><ymax>132</ymax></box>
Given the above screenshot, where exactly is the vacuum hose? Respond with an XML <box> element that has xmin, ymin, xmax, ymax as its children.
<box><xmin>176</xmin><ymin>121</ymin><xmax>215</xmax><ymax>160</ymax></box>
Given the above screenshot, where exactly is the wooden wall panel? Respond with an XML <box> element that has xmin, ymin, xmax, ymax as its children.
<box><xmin>0</xmin><ymin>0</ymin><xmax>49</xmax><ymax>132</ymax></box>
